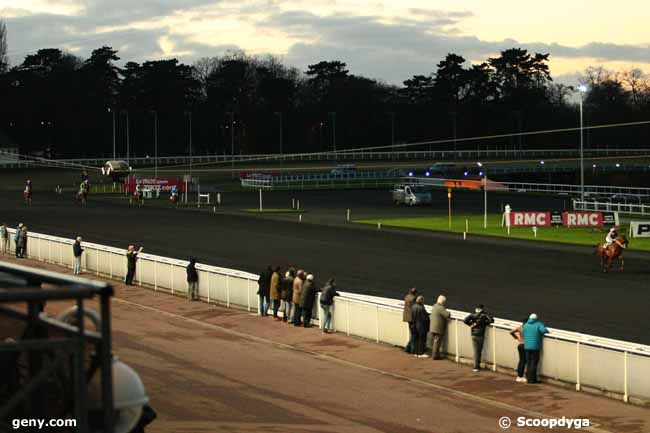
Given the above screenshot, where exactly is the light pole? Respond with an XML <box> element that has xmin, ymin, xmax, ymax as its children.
<box><xmin>150</xmin><ymin>110</ymin><xmax>158</xmax><ymax>177</ymax></box>
<box><xmin>122</xmin><ymin>110</ymin><xmax>130</xmax><ymax>164</ymax></box>
<box><xmin>274</xmin><ymin>112</ymin><xmax>283</xmax><ymax>161</ymax></box>
<box><xmin>226</xmin><ymin>112</ymin><xmax>235</xmax><ymax>179</ymax></box>
<box><xmin>478</xmin><ymin>162</ymin><xmax>487</xmax><ymax>229</ymax></box>
<box><xmin>388</xmin><ymin>112</ymin><xmax>395</xmax><ymax>157</ymax></box>
<box><xmin>577</xmin><ymin>85</ymin><xmax>588</xmax><ymax>202</ymax></box>
<box><xmin>329</xmin><ymin>112</ymin><xmax>336</xmax><ymax>152</ymax></box>
<box><xmin>185</xmin><ymin>111</ymin><xmax>193</xmax><ymax>178</ymax></box>
<box><xmin>108</xmin><ymin>108</ymin><xmax>115</xmax><ymax>159</ymax></box>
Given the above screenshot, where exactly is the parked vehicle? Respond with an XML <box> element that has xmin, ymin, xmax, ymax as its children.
<box><xmin>392</xmin><ymin>184</ymin><xmax>432</xmax><ymax>206</ymax></box>
<box><xmin>330</xmin><ymin>164</ymin><xmax>357</xmax><ymax>176</ymax></box>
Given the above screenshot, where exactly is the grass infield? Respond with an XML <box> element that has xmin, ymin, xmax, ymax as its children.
<box><xmin>356</xmin><ymin>214</ymin><xmax>650</xmax><ymax>251</ymax></box>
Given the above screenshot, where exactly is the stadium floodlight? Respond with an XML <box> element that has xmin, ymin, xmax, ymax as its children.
<box><xmin>576</xmin><ymin>85</ymin><xmax>588</xmax><ymax>201</ymax></box>
<box><xmin>540</xmin><ymin>160</ymin><xmax>545</xmax><ymax>165</ymax></box>
<box><xmin>577</xmin><ymin>84</ymin><xmax>588</xmax><ymax>93</ymax></box>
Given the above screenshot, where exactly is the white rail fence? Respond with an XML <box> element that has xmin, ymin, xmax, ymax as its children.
<box><xmin>2</xmin><ymin>147</ymin><xmax>649</xmax><ymax>169</ymax></box>
<box><xmin>573</xmin><ymin>200</ymin><xmax>650</xmax><ymax>215</ymax></box>
<box><xmin>411</xmin><ymin>177</ymin><xmax>650</xmax><ymax>198</ymax></box>
<box><xmin>4</xmin><ymin>228</ymin><xmax>649</xmax><ymax>404</ymax></box>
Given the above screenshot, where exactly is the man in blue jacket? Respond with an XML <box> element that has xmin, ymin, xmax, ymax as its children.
<box><xmin>522</xmin><ymin>313</ymin><xmax>549</xmax><ymax>384</ymax></box>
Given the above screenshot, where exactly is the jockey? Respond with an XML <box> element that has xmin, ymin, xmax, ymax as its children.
<box><xmin>604</xmin><ymin>226</ymin><xmax>619</xmax><ymax>248</ymax></box>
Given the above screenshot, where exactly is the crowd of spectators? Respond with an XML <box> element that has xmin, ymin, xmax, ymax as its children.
<box><xmin>256</xmin><ymin>266</ymin><xmax>339</xmax><ymax>333</ymax></box>
<box><xmin>402</xmin><ymin>288</ymin><xmax>548</xmax><ymax>383</ymax></box>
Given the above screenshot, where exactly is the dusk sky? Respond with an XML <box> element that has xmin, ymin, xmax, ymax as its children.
<box><xmin>2</xmin><ymin>0</ymin><xmax>649</xmax><ymax>85</ymax></box>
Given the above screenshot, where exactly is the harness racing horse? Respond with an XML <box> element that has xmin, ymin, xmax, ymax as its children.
<box><xmin>23</xmin><ymin>189</ymin><xmax>32</xmax><ymax>205</ymax></box>
<box><xmin>595</xmin><ymin>235</ymin><xmax>628</xmax><ymax>273</ymax></box>
<box><xmin>76</xmin><ymin>188</ymin><xmax>88</xmax><ymax>206</ymax></box>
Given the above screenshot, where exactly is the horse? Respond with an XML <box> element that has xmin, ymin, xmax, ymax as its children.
<box><xmin>131</xmin><ymin>189</ymin><xmax>143</xmax><ymax>206</ymax></box>
<box><xmin>595</xmin><ymin>235</ymin><xmax>628</xmax><ymax>273</ymax></box>
<box><xmin>23</xmin><ymin>189</ymin><xmax>32</xmax><ymax>206</ymax></box>
<box><xmin>76</xmin><ymin>189</ymin><xmax>88</xmax><ymax>206</ymax></box>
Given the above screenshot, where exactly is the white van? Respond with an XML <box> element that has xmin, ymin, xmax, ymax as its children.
<box><xmin>392</xmin><ymin>184</ymin><xmax>432</xmax><ymax>206</ymax></box>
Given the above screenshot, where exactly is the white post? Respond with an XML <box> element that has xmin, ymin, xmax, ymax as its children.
<box><xmin>346</xmin><ymin>300</ymin><xmax>350</xmax><ymax>336</ymax></box>
<box><xmin>109</xmin><ymin>253</ymin><xmax>113</xmax><ymax>278</ymax></box>
<box><xmin>465</xmin><ymin>219</ymin><xmax>468</xmax><ymax>233</ymax></box>
<box><xmin>154</xmin><ymin>259</ymin><xmax>158</xmax><ymax>291</ymax></box>
<box><xmin>576</xmin><ymin>342</ymin><xmax>581</xmax><ymax>391</ymax></box>
<box><xmin>492</xmin><ymin>326</ymin><xmax>497</xmax><ymax>372</ymax></box>
<box><xmin>259</xmin><ymin>188</ymin><xmax>263</xmax><ymax>212</ymax></box>
<box><xmin>217</xmin><ymin>193</ymin><xmax>221</xmax><ymax>205</ymax></box>
<box><xmin>375</xmin><ymin>305</ymin><xmax>380</xmax><ymax>343</ymax></box>
<box><xmin>297</xmin><ymin>200</ymin><xmax>300</xmax><ymax>210</ymax></box>
<box><xmin>483</xmin><ymin>175</ymin><xmax>487</xmax><ymax>229</ymax></box>
<box><xmin>455</xmin><ymin>319</ymin><xmax>460</xmax><ymax>363</ymax></box>
<box><xmin>347</xmin><ymin>209</ymin><xmax>350</xmax><ymax>222</ymax></box>
<box><xmin>247</xmin><ymin>279</ymin><xmax>251</xmax><ymax>312</ymax></box>
<box><xmin>377</xmin><ymin>222</ymin><xmax>381</xmax><ymax>230</ymax></box>
<box><xmin>170</xmin><ymin>263</ymin><xmax>174</xmax><ymax>294</ymax></box>
<box><xmin>299</xmin><ymin>214</ymin><xmax>302</xmax><ymax>223</ymax></box>
<box><xmin>226</xmin><ymin>275</ymin><xmax>230</xmax><ymax>308</ymax></box>
<box><xmin>292</xmin><ymin>198</ymin><xmax>295</xmax><ymax>209</ymax></box>
<box><xmin>623</xmin><ymin>351</ymin><xmax>630</xmax><ymax>403</ymax></box>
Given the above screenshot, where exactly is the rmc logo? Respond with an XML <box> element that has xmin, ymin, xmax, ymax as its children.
<box><xmin>562</xmin><ymin>212</ymin><xmax>603</xmax><ymax>227</ymax></box>
<box><xmin>510</xmin><ymin>212</ymin><xmax>550</xmax><ymax>226</ymax></box>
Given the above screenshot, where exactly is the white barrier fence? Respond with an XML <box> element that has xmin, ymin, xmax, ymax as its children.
<box><xmin>4</xmin><ymin>228</ymin><xmax>650</xmax><ymax>404</ymax></box>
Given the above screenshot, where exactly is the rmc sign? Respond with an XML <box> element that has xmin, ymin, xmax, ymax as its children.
<box><xmin>508</xmin><ymin>212</ymin><xmax>551</xmax><ymax>227</ymax></box>
<box><xmin>562</xmin><ymin>212</ymin><xmax>603</xmax><ymax>227</ymax></box>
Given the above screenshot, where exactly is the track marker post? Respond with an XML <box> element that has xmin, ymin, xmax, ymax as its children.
<box><xmin>447</xmin><ymin>188</ymin><xmax>452</xmax><ymax>229</ymax></box>
<box><xmin>378</xmin><ymin>222</ymin><xmax>381</xmax><ymax>230</ymax></box>
<box><xmin>259</xmin><ymin>188</ymin><xmax>263</xmax><ymax>212</ymax></box>
<box><xmin>299</xmin><ymin>214</ymin><xmax>302</xmax><ymax>223</ymax></box>
<box><xmin>347</xmin><ymin>209</ymin><xmax>350</xmax><ymax>222</ymax></box>
<box><xmin>292</xmin><ymin>198</ymin><xmax>295</xmax><ymax>209</ymax></box>
<box><xmin>297</xmin><ymin>200</ymin><xmax>300</xmax><ymax>210</ymax></box>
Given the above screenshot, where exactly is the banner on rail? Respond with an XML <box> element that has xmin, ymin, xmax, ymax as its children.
<box><xmin>562</xmin><ymin>211</ymin><xmax>603</xmax><ymax>227</ymax></box>
<box><xmin>630</xmin><ymin>221</ymin><xmax>650</xmax><ymax>238</ymax></box>
<box><xmin>507</xmin><ymin>212</ymin><xmax>552</xmax><ymax>227</ymax></box>
<box><xmin>124</xmin><ymin>177</ymin><xmax>185</xmax><ymax>193</ymax></box>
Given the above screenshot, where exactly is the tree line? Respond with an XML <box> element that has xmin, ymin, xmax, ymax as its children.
<box><xmin>1</xmin><ymin>34</ymin><xmax>649</xmax><ymax>158</ymax></box>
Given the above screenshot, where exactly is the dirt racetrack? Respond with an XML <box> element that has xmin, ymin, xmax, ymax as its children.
<box><xmin>1</xmin><ymin>189</ymin><xmax>649</xmax><ymax>344</ymax></box>
<box><xmin>6</xmin><ymin>255</ymin><xmax>648</xmax><ymax>433</ymax></box>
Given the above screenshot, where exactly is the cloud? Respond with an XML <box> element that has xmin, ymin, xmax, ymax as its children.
<box><xmin>2</xmin><ymin>2</ymin><xmax>650</xmax><ymax>85</ymax></box>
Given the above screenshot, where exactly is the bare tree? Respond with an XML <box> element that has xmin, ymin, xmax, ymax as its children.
<box><xmin>0</xmin><ymin>20</ymin><xmax>8</xmax><ymax>73</ymax></box>
<box><xmin>622</xmin><ymin>68</ymin><xmax>647</xmax><ymax>107</ymax></box>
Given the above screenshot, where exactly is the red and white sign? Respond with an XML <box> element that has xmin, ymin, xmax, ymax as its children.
<box><xmin>562</xmin><ymin>212</ymin><xmax>603</xmax><ymax>227</ymax></box>
<box><xmin>508</xmin><ymin>212</ymin><xmax>551</xmax><ymax>227</ymax></box>
<box><xmin>124</xmin><ymin>177</ymin><xmax>185</xmax><ymax>193</ymax></box>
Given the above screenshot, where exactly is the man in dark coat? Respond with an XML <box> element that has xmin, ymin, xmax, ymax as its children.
<box><xmin>300</xmin><ymin>274</ymin><xmax>317</xmax><ymax>327</ymax></box>
<box><xmin>125</xmin><ymin>245</ymin><xmax>143</xmax><ymax>286</ymax></box>
<box><xmin>412</xmin><ymin>296</ymin><xmax>430</xmax><ymax>357</ymax></box>
<box><xmin>186</xmin><ymin>258</ymin><xmax>199</xmax><ymax>301</ymax></box>
<box><xmin>319</xmin><ymin>278</ymin><xmax>339</xmax><ymax>333</ymax></box>
<box><xmin>257</xmin><ymin>266</ymin><xmax>272</xmax><ymax>316</ymax></box>
<box><xmin>402</xmin><ymin>287</ymin><xmax>417</xmax><ymax>353</ymax></box>
<box><xmin>73</xmin><ymin>236</ymin><xmax>84</xmax><ymax>275</ymax></box>
<box><xmin>464</xmin><ymin>304</ymin><xmax>494</xmax><ymax>371</ymax></box>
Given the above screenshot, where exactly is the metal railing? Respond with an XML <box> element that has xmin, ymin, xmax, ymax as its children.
<box><xmin>4</xmin><ymin>228</ymin><xmax>649</xmax><ymax>403</ymax></box>
<box><xmin>36</xmin><ymin>147</ymin><xmax>650</xmax><ymax>168</ymax></box>
<box><xmin>410</xmin><ymin>177</ymin><xmax>650</xmax><ymax>198</ymax></box>
<box><xmin>241</xmin><ymin>171</ymin><xmax>400</xmax><ymax>190</ymax></box>
<box><xmin>573</xmin><ymin>200</ymin><xmax>650</xmax><ymax>215</ymax></box>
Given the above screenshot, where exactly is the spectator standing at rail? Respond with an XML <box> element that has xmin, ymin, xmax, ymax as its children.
<box><xmin>280</xmin><ymin>269</ymin><xmax>295</xmax><ymax>323</ymax></box>
<box><xmin>402</xmin><ymin>288</ymin><xmax>417</xmax><ymax>353</ymax></box>
<box><xmin>429</xmin><ymin>295</ymin><xmax>451</xmax><ymax>360</ymax></box>
<box><xmin>257</xmin><ymin>266</ymin><xmax>272</xmax><ymax>316</ymax></box>
<box><xmin>16</xmin><ymin>226</ymin><xmax>27</xmax><ymax>258</ymax></box>
<box><xmin>411</xmin><ymin>296</ymin><xmax>430</xmax><ymax>357</ymax></box>
<box><xmin>463</xmin><ymin>304</ymin><xmax>494</xmax><ymax>372</ymax></box>
<box><xmin>510</xmin><ymin>318</ymin><xmax>529</xmax><ymax>382</ymax></box>
<box><xmin>292</xmin><ymin>270</ymin><xmax>305</xmax><ymax>326</ymax></box>
<box><xmin>320</xmin><ymin>278</ymin><xmax>339</xmax><ymax>333</ymax></box>
<box><xmin>125</xmin><ymin>245</ymin><xmax>143</xmax><ymax>286</ymax></box>
<box><xmin>0</xmin><ymin>223</ymin><xmax>8</xmax><ymax>255</ymax></box>
<box><xmin>269</xmin><ymin>266</ymin><xmax>282</xmax><ymax>320</ymax></box>
<box><xmin>522</xmin><ymin>313</ymin><xmax>549</xmax><ymax>384</ymax></box>
<box><xmin>300</xmin><ymin>274</ymin><xmax>317</xmax><ymax>327</ymax></box>
<box><xmin>186</xmin><ymin>258</ymin><xmax>199</xmax><ymax>301</ymax></box>
<box><xmin>73</xmin><ymin>237</ymin><xmax>84</xmax><ymax>275</ymax></box>
<box><xmin>13</xmin><ymin>223</ymin><xmax>23</xmax><ymax>257</ymax></box>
